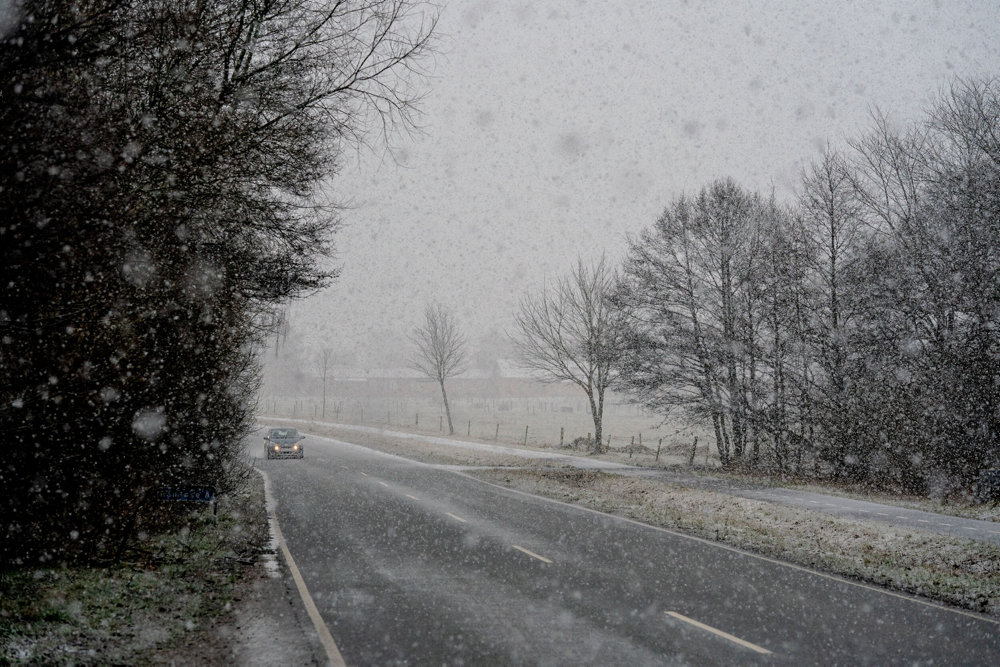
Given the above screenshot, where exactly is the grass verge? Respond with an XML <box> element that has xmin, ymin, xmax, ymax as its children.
<box><xmin>470</xmin><ymin>468</ymin><xmax>1000</xmax><ymax>617</ymax></box>
<box><xmin>0</xmin><ymin>469</ymin><xmax>269</xmax><ymax>664</ymax></box>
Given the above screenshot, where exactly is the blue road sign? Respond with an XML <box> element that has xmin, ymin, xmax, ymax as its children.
<box><xmin>161</xmin><ymin>486</ymin><xmax>216</xmax><ymax>502</ymax></box>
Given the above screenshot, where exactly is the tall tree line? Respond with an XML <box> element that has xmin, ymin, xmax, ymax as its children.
<box><xmin>0</xmin><ymin>0</ymin><xmax>434</xmax><ymax>564</ymax></box>
<box><xmin>615</xmin><ymin>78</ymin><xmax>1000</xmax><ymax>496</ymax></box>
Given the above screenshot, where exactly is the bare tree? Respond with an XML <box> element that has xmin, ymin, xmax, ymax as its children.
<box><xmin>411</xmin><ymin>304</ymin><xmax>467</xmax><ymax>435</ymax></box>
<box><xmin>512</xmin><ymin>257</ymin><xmax>623</xmax><ymax>452</ymax></box>
<box><xmin>615</xmin><ymin>181</ymin><xmax>773</xmax><ymax>467</ymax></box>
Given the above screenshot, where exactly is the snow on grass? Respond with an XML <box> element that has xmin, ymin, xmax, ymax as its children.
<box><xmin>0</xmin><ymin>472</ymin><xmax>270</xmax><ymax>663</ymax></box>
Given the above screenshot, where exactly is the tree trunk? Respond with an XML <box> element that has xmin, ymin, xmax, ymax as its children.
<box><xmin>713</xmin><ymin>411</ymin><xmax>729</xmax><ymax>465</ymax></box>
<box><xmin>588</xmin><ymin>388</ymin><xmax>604</xmax><ymax>453</ymax></box>
<box><xmin>439</xmin><ymin>379</ymin><xmax>454</xmax><ymax>435</ymax></box>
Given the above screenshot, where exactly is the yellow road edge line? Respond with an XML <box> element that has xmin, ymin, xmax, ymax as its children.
<box><xmin>445</xmin><ymin>512</ymin><xmax>467</xmax><ymax>523</ymax></box>
<box><xmin>666</xmin><ymin>611</ymin><xmax>772</xmax><ymax>655</ymax></box>
<box><xmin>512</xmin><ymin>545</ymin><xmax>552</xmax><ymax>563</ymax></box>
<box><xmin>259</xmin><ymin>469</ymin><xmax>347</xmax><ymax>667</ymax></box>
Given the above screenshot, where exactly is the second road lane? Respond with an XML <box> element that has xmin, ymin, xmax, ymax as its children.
<box><xmin>259</xmin><ymin>432</ymin><xmax>1000</xmax><ymax>665</ymax></box>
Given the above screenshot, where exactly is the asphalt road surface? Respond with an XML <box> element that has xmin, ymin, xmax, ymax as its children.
<box><xmin>270</xmin><ymin>418</ymin><xmax>1000</xmax><ymax>546</ymax></box>
<box><xmin>258</xmin><ymin>432</ymin><xmax>1000</xmax><ymax>665</ymax></box>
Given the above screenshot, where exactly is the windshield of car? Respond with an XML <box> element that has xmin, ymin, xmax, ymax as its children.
<box><xmin>269</xmin><ymin>429</ymin><xmax>298</xmax><ymax>439</ymax></box>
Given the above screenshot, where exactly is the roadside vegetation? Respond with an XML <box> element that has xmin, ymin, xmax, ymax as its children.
<box><xmin>0</xmin><ymin>472</ymin><xmax>269</xmax><ymax>663</ymax></box>
<box><xmin>606</xmin><ymin>79</ymin><xmax>1000</xmax><ymax>497</ymax></box>
<box><xmin>1</xmin><ymin>0</ymin><xmax>435</xmax><ymax>566</ymax></box>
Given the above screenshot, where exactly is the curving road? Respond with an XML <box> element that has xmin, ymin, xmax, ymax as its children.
<box><xmin>258</xmin><ymin>431</ymin><xmax>1000</xmax><ymax>665</ymax></box>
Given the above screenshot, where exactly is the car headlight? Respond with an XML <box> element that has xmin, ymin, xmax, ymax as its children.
<box><xmin>293</xmin><ymin>444</ymin><xmax>299</xmax><ymax>450</ymax></box>
<box><xmin>273</xmin><ymin>445</ymin><xmax>279</xmax><ymax>451</ymax></box>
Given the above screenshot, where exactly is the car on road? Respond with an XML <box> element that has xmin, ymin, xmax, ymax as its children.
<box><xmin>264</xmin><ymin>427</ymin><xmax>305</xmax><ymax>459</ymax></box>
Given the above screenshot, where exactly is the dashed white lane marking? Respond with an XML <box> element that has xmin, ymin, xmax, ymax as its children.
<box><xmin>457</xmin><ymin>469</ymin><xmax>1000</xmax><ymax>625</ymax></box>
<box><xmin>378</xmin><ymin>481</ymin><xmax>390</xmax><ymax>488</ymax></box>
<box><xmin>360</xmin><ymin>472</ymin><xmax>368</xmax><ymax>477</ymax></box>
<box><xmin>939</xmin><ymin>523</ymin><xmax>952</xmax><ymax>527</ymax></box>
<box><xmin>896</xmin><ymin>516</ymin><xmax>908</xmax><ymax>520</ymax></box>
<box><xmin>876</xmin><ymin>512</ymin><xmax>889</xmax><ymax>517</ymax></box>
<box><xmin>405</xmin><ymin>494</ymin><xmax>419</xmax><ymax>500</ymax></box>
<box><xmin>445</xmin><ymin>512</ymin><xmax>467</xmax><ymax>523</ymax></box>
<box><xmin>917</xmin><ymin>519</ymin><xmax>930</xmax><ymax>523</ymax></box>
<box><xmin>512</xmin><ymin>545</ymin><xmax>552</xmax><ymax>563</ymax></box>
<box><xmin>666</xmin><ymin>611</ymin><xmax>772</xmax><ymax>655</ymax></box>
<box><xmin>809</xmin><ymin>500</ymin><xmax>820</xmax><ymax>504</ymax></box>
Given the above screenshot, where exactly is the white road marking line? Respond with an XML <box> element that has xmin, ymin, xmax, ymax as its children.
<box><xmin>445</xmin><ymin>512</ymin><xmax>467</xmax><ymax>523</ymax></box>
<box><xmin>360</xmin><ymin>472</ymin><xmax>368</xmax><ymax>477</ymax></box>
<box><xmin>461</xmin><ymin>471</ymin><xmax>1000</xmax><ymax>625</ymax></box>
<box><xmin>809</xmin><ymin>500</ymin><xmax>820</xmax><ymax>504</ymax></box>
<box><xmin>405</xmin><ymin>494</ymin><xmax>419</xmax><ymax>500</ymax></box>
<box><xmin>378</xmin><ymin>481</ymin><xmax>390</xmax><ymax>488</ymax></box>
<box><xmin>258</xmin><ymin>469</ymin><xmax>346</xmax><ymax>667</ymax></box>
<box><xmin>962</xmin><ymin>526</ymin><xmax>976</xmax><ymax>531</ymax></box>
<box><xmin>939</xmin><ymin>523</ymin><xmax>952</xmax><ymax>527</ymax></box>
<box><xmin>917</xmin><ymin>519</ymin><xmax>930</xmax><ymax>523</ymax></box>
<box><xmin>666</xmin><ymin>611</ymin><xmax>772</xmax><ymax>655</ymax></box>
<box><xmin>512</xmin><ymin>545</ymin><xmax>552</xmax><ymax>563</ymax></box>
<box><xmin>896</xmin><ymin>516</ymin><xmax>908</xmax><ymax>520</ymax></box>
<box><xmin>876</xmin><ymin>512</ymin><xmax>889</xmax><ymax>516</ymax></box>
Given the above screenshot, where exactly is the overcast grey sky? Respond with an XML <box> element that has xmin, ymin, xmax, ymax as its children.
<box><xmin>282</xmin><ymin>0</ymin><xmax>1000</xmax><ymax>368</ymax></box>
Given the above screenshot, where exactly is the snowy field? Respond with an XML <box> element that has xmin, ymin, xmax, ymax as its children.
<box><xmin>261</xmin><ymin>394</ymin><xmax>719</xmax><ymax>464</ymax></box>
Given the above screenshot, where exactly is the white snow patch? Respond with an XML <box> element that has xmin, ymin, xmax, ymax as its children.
<box><xmin>255</xmin><ymin>468</ymin><xmax>282</xmax><ymax>579</ymax></box>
